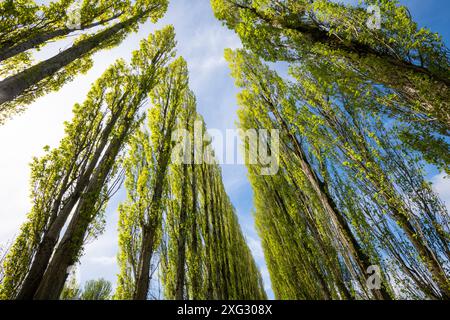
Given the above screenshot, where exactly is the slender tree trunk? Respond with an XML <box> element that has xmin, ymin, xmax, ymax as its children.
<box><xmin>201</xmin><ymin>165</ymin><xmax>214</xmax><ymax>300</ymax></box>
<box><xmin>34</xmin><ymin>120</ymin><xmax>130</xmax><ymax>300</ymax></box>
<box><xmin>208</xmin><ymin>169</ymin><xmax>223</xmax><ymax>299</ymax></box>
<box><xmin>370</xmin><ymin>175</ymin><xmax>448</xmax><ymax>298</ymax></box>
<box><xmin>0</xmin><ymin>11</ymin><xmax>148</xmax><ymax>105</ymax></box>
<box><xmin>189</xmin><ymin>143</ymin><xmax>201</xmax><ymax>299</ymax></box>
<box><xmin>391</xmin><ymin>207</ymin><xmax>450</xmax><ymax>299</ymax></box>
<box><xmin>345</xmin><ymin>136</ymin><xmax>450</xmax><ymax>298</ymax></box>
<box><xmin>16</xmin><ymin>234</ymin><xmax>58</xmax><ymax>300</ymax></box>
<box><xmin>214</xmin><ymin>178</ymin><xmax>230</xmax><ymax>299</ymax></box>
<box><xmin>0</xmin><ymin>13</ymin><xmax>123</xmax><ymax>62</ymax></box>
<box><xmin>134</xmin><ymin>150</ymin><xmax>172</xmax><ymax>300</ymax></box>
<box><xmin>175</xmin><ymin>162</ymin><xmax>189</xmax><ymax>300</ymax></box>
<box><xmin>267</xmin><ymin>100</ymin><xmax>391</xmax><ymax>300</ymax></box>
<box><xmin>270</xmin><ymin>180</ymin><xmax>342</xmax><ymax>300</ymax></box>
<box><xmin>16</xmin><ymin>103</ymin><xmax>125</xmax><ymax>299</ymax></box>
<box><xmin>134</xmin><ymin>226</ymin><xmax>157</xmax><ymax>300</ymax></box>
<box><xmin>298</xmin><ymin>142</ymin><xmax>391</xmax><ymax>300</ymax></box>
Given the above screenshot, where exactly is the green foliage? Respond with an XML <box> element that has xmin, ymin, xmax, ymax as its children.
<box><xmin>60</xmin><ymin>276</ymin><xmax>112</xmax><ymax>300</ymax></box>
<box><xmin>0</xmin><ymin>0</ymin><xmax>169</xmax><ymax>124</ymax></box>
<box><xmin>115</xmin><ymin>70</ymin><xmax>266</xmax><ymax>300</ymax></box>
<box><xmin>212</xmin><ymin>0</ymin><xmax>450</xmax><ymax>171</ymax></box>
<box><xmin>227</xmin><ymin>48</ymin><xmax>450</xmax><ymax>299</ymax></box>
<box><xmin>60</xmin><ymin>272</ymin><xmax>82</xmax><ymax>300</ymax></box>
<box><xmin>0</xmin><ymin>26</ymin><xmax>176</xmax><ymax>300</ymax></box>
<box><xmin>115</xmin><ymin>56</ymin><xmax>189</xmax><ymax>300</ymax></box>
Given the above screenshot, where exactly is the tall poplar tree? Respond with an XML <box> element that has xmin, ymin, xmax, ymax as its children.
<box><xmin>211</xmin><ymin>0</ymin><xmax>450</xmax><ymax>171</ymax></box>
<box><xmin>115</xmin><ymin>57</ymin><xmax>189</xmax><ymax>300</ymax></box>
<box><xmin>227</xmin><ymin>49</ymin><xmax>450</xmax><ymax>299</ymax></box>
<box><xmin>115</xmin><ymin>82</ymin><xmax>266</xmax><ymax>300</ymax></box>
<box><xmin>1</xmin><ymin>0</ymin><xmax>130</xmax><ymax>62</ymax></box>
<box><xmin>0</xmin><ymin>0</ymin><xmax>168</xmax><ymax>124</ymax></box>
<box><xmin>0</xmin><ymin>26</ymin><xmax>176</xmax><ymax>300</ymax></box>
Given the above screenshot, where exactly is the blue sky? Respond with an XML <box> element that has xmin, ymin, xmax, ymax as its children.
<box><xmin>0</xmin><ymin>0</ymin><xmax>449</xmax><ymax>300</ymax></box>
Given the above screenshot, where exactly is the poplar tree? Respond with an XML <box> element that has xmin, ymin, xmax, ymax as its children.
<box><xmin>116</xmin><ymin>85</ymin><xmax>266</xmax><ymax>300</ymax></box>
<box><xmin>227</xmin><ymin>49</ymin><xmax>450</xmax><ymax>299</ymax></box>
<box><xmin>0</xmin><ymin>0</ymin><xmax>169</xmax><ymax>124</ymax></box>
<box><xmin>0</xmin><ymin>26</ymin><xmax>176</xmax><ymax>300</ymax></box>
<box><xmin>1</xmin><ymin>0</ymin><xmax>131</xmax><ymax>62</ymax></box>
<box><xmin>161</xmin><ymin>129</ymin><xmax>267</xmax><ymax>300</ymax></box>
<box><xmin>81</xmin><ymin>279</ymin><xmax>113</xmax><ymax>300</ymax></box>
<box><xmin>163</xmin><ymin>90</ymin><xmax>197</xmax><ymax>300</ymax></box>
<box><xmin>211</xmin><ymin>0</ymin><xmax>450</xmax><ymax>171</ymax></box>
<box><xmin>115</xmin><ymin>57</ymin><xmax>189</xmax><ymax>300</ymax></box>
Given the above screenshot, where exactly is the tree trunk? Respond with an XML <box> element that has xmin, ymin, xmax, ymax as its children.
<box><xmin>349</xmin><ymin>143</ymin><xmax>450</xmax><ymax>298</ymax></box>
<box><xmin>134</xmin><ymin>226</ymin><xmax>156</xmax><ymax>300</ymax></box>
<box><xmin>0</xmin><ymin>11</ymin><xmax>147</xmax><ymax>105</ymax></box>
<box><xmin>267</xmin><ymin>100</ymin><xmax>391</xmax><ymax>300</ymax></box>
<box><xmin>393</xmin><ymin>208</ymin><xmax>450</xmax><ymax>299</ymax></box>
<box><xmin>201</xmin><ymin>165</ymin><xmax>214</xmax><ymax>300</ymax></box>
<box><xmin>134</xmin><ymin>150</ymin><xmax>172</xmax><ymax>300</ymax></box>
<box><xmin>189</xmin><ymin>137</ymin><xmax>201</xmax><ymax>299</ymax></box>
<box><xmin>33</xmin><ymin>121</ymin><xmax>130</xmax><ymax>300</ymax></box>
<box><xmin>0</xmin><ymin>13</ymin><xmax>123</xmax><ymax>62</ymax></box>
<box><xmin>16</xmin><ymin>103</ymin><xmax>125</xmax><ymax>299</ymax></box>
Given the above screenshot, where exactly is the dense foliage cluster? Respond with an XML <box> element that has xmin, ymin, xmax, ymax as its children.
<box><xmin>214</xmin><ymin>0</ymin><xmax>450</xmax><ymax>299</ymax></box>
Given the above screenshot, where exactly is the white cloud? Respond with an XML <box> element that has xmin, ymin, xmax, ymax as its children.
<box><xmin>431</xmin><ymin>172</ymin><xmax>450</xmax><ymax>209</ymax></box>
<box><xmin>88</xmin><ymin>256</ymin><xmax>117</xmax><ymax>266</ymax></box>
<box><xmin>246</xmin><ymin>235</ymin><xmax>274</xmax><ymax>298</ymax></box>
<box><xmin>247</xmin><ymin>236</ymin><xmax>264</xmax><ymax>260</ymax></box>
<box><xmin>0</xmin><ymin>89</ymin><xmax>75</xmax><ymax>242</ymax></box>
<box><xmin>0</xmin><ymin>0</ymin><xmax>270</xmax><ymax>298</ymax></box>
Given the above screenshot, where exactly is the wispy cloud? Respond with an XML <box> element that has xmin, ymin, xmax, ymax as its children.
<box><xmin>247</xmin><ymin>236</ymin><xmax>264</xmax><ymax>260</ymax></box>
<box><xmin>88</xmin><ymin>256</ymin><xmax>117</xmax><ymax>266</ymax></box>
<box><xmin>431</xmin><ymin>173</ymin><xmax>450</xmax><ymax>208</ymax></box>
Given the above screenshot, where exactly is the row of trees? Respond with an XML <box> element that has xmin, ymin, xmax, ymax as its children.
<box><xmin>0</xmin><ymin>22</ymin><xmax>266</xmax><ymax>300</ymax></box>
<box><xmin>0</xmin><ymin>25</ymin><xmax>177</xmax><ymax>300</ymax></box>
<box><xmin>212</xmin><ymin>0</ymin><xmax>449</xmax><ymax>173</ymax></box>
<box><xmin>213</xmin><ymin>0</ymin><xmax>450</xmax><ymax>299</ymax></box>
<box><xmin>1</xmin><ymin>0</ymin><xmax>448</xmax><ymax>301</ymax></box>
<box><xmin>114</xmin><ymin>78</ymin><xmax>266</xmax><ymax>299</ymax></box>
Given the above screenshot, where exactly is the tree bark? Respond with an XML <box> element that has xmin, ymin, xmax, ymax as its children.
<box><xmin>0</xmin><ymin>11</ymin><xmax>147</xmax><ymax>106</ymax></box>
<box><xmin>16</xmin><ymin>102</ymin><xmax>125</xmax><ymax>300</ymax></box>
<box><xmin>33</xmin><ymin>117</ymin><xmax>131</xmax><ymax>299</ymax></box>
<box><xmin>266</xmin><ymin>98</ymin><xmax>391</xmax><ymax>300</ymax></box>
<box><xmin>133</xmin><ymin>225</ymin><xmax>157</xmax><ymax>300</ymax></box>
<box><xmin>0</xmin><ymin>12</ymin><xmax>123</xmax><ymax>62</ymax></box>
